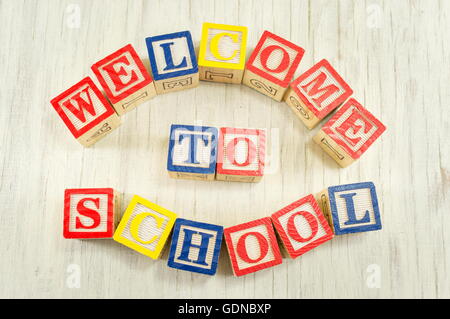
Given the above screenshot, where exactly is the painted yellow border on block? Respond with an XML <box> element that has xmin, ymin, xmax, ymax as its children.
<box><xmin>113</xmin><ymin>195</ymin><xmax>177</xmax><ymax>259</ymax></box>
<box><xmin>198</xmin><ymin>22</ymin><xmax>248</xmax><ymax>70</ymax></box>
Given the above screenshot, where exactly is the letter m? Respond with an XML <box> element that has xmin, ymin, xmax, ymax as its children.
<box><xmin>300</xmin><ymin>72</ymin><xmax>339</xmax><ymax>109</ymax></box>
<box><xmin>62</xmin><ymin>87</ymin><xmax>97</xmax><ymax>123</ymax></box>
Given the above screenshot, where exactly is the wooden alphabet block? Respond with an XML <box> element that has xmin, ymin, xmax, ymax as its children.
<box><xmin>315</xmin><ymin>182</ymin><xmax>382</xmax><ymax>235</ymax></box>
<box><xmin>113</xmin><ymin>195</ymin><xmax>177</xmax><ymax>259</ymax></box>
<box><xmin>284</xmin><ymin>59</ymin><xmax>353</xmax><ymax>129</ymax></box>
<box><xmin>224</xmin><ymin>217</ymin><xmax>282</xmax><ymax>276</ymax></box>
<box><xmin>50</xmin><ymin>77</ymin><xmax>121</xmax><ymax>147</ymax></box>
<box><xmin>63</xmin><ymin>188</ymin><xmax>120</xmax><ymax>239</ymax></box>
<box><xmin>167</xmin><ymin>218</ymin><xmax>223</xmax><ymax>275</ymax></box>
<box><xmin>91</xmin><ymin>44</ymin><xmax>156</xmax><ymax>115</ymax></box>
<box><xmin>198</xmin><ymin>22</ymin><xmax>248</xmax><ymax>84</ymax></box>
<box><xmin>271</xmin><ymin>194</ymin><xmax>333</xmax><ymax>259</ymax></box>
<box><xmin>146</xmin><ymin>31</ymin><xmax>199</xmax><ymax>94</ymax></box>
<box><xmin>313</xmin><ymin>98</ymin><xmax>386</xmax><ymax>167</ymax></box>
<box><xmin>216</xmin><ymin>127</ymin><xmax>265</xmax><ymax>183</ymax></box>
<box><xmin>243</xmin><ymin>31</ymin><xmax>305</xmax><ymax>101</ymax></box>
<box><xmin>167</xmin><ymin>124</ymin><xmax>218</xmax><ymax>181</ymax></box>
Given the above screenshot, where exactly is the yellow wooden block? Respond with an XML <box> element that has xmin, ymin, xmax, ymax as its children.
<box><xmin>113</xmin><ymin>195</ymin><xmax>177</xmax><ymax>259</ymax></box>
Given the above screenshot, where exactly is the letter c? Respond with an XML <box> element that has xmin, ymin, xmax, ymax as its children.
<box><xmin>210</xmin><ymin>32</ymin><xmax>239</xmax><ymax>61</ymax></box>
<box><xmin>130</xmin><ymin>212</ymin><xmax>164</xmax><ymax>244</ymax></box>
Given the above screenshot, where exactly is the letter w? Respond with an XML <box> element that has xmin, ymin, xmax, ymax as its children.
<box><xmin>62</xmin><ymin>87</ymin><xmax>97</xmax><ymax>122</ymax></box>
<box><xmin>301</xmin><ymin>72</ymin><xmax>339</xmax><ymax>109</ymax></box>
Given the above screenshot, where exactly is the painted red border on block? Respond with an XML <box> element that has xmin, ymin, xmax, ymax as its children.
<box><xmin>216</xmin><ymin>127</ymin><xmax>266</xmax><ymax>177</ymax></box>
<box><xmin>290</xmin><ymin>59</ymin><xmax>353</xmax><ymax>119</ymax></box>
<box><xmin>224</xmin><ymin>217</ymin><xmax>282</xmax><ymax>276</ymax></box>
<box><xmin>271</xmin><ymin>194</ymin><xmax>334</xmax><ymax>258</ymax></box>
<box><xmin>63</xmin><ymin>188</ymin><xmax>115</xmax><ymax>239</ymax></box>
<box><xmin>246</xmin><ymin>30</ymin><xmax>305</xmax><ymax>88</ymax></box>
<box><xmin>322</xmin><ymin>98</ymin><xmax>387</xmax><ymax>159</ymax></box>
<box><xmin>91</xmin><ymin>44</ymin><xmax>153</xmax><ymax>104</ymax></box>
<box><xmin>50</xmin><ymin>77</ymin><xmax>115</xmax><ymax>138</ymax></box>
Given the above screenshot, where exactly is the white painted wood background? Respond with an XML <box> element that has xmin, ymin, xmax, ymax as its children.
<box><xmin>0</xmin><ymin>0</ymin><xmax>449</xmax><ymax>298</ymax></box>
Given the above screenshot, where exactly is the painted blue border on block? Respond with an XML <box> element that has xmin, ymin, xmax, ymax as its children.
<box><xmin>328</xmin><ymin>182</ymin><xmax>382</xmax><ymax>235</ymax></box>
<box><xmin>145</xmin><ymin>31</ymin><xmax>198</xmax><ymax>81</ymax></box>
<box><xmin>167</xmin><ymin>124</ymin><xmax>218</xmax><ymax>175</ymax></box>
<box><xmin>167</xmin><ymin>218</ymin><xmax>224</xmax><ymax>275</ymax></box>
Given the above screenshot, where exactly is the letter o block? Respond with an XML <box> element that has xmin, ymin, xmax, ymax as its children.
<box><xmin>313</xmin><ymin>98</ymin><xmax>386</xmax><ymax>167</ymax></box>
<box><xmin>224</xmin><ymin>217</ymin><xmax>282</xmax><ymax>276</ymax></box>
<box><xmin>243</xmin><ymin>31</ymin><xmax>305</xmax><ymax>101</ymax></box>
<box><xmin>113</xmin><ymin>195</ymin><xmax>177</xmax><ymax>259</ymax></box>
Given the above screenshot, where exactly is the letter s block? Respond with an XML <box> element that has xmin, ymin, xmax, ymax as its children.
<box><xmin>91</xmin><ymin>44</ymin><xmax>156</xmax><ymax>115</ymax></box>
<box><xmin>313</xmin><ymin>98</ymin><xmax>386</xmax><ymax>167</ymax></box>
<box><xmin>167</xmin><ymin>218</ymin><xmax>223</xmax><ymax>275</ymax></box>
<box><xmin>243</xmin><ymin>31</ymin><xmax>305</xmax><ymax>101</ymax></box>
<box><xmin>271</xmin><ymin>194</ymin><xmax>333</xmax><ymax>258</ymax></box>
<box><xmin>284</xmin><ymin>59</ymin><xmax>353</xmax><ymax>129</ymax></box>
<box><xmin>198</xmin><ymin>22</ymin><xmax>248</xmax><ymax>84</ymax></box>
<box><xmin>113</xmin><ymin>195</ymin><xmax>177</xmax><ymax>259</ymax></box>
<box><xmin>51</xmin><ymin>77</ymin><xmax>121</xmax><ymax>147</ymax></box>
<box><xmin>63</xmin><ymin>188</ymin><xmax>120</xmax><ymax>239</ymax></box>
<box><xmin>315</xmin><ymin>182</ymin><xmax>382</xmax><ymax>235</ymax></box>
<box><xmin>216</xmin><ymin>127</ymin><xmax>265</xmax><ymax>183</ymax></box>
<box><xmin>224</xmin><ymin>217</ymin><xmax>282</xmax><ymax>276</ymax></box>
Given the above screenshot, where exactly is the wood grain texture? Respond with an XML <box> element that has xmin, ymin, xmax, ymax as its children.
<box><xmin>0</xmin><ymin>0</ymin><xmax>449</xmax><ymax>298</ymax></box>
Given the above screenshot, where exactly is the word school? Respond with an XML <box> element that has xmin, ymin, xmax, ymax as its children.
<box><xmin>50</xmin><ymin>22</ymin><xmax>386</xmax><ymax>168</ymax></box>
<box><xmin>63</xmin><ymin>181</ymin><xmax>382</xmax><ymax>277</ymax></box>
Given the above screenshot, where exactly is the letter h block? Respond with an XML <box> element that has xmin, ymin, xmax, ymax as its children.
<box><xmin>146</xmin><ymin>31</ymin><xmax>199</xmax><ymax>94</ymax></box>
<box><xmin>91</xmin><ymin>44</ymin><xmax>156</xmax><ymax>115</ymax></box>
<box><xmin>243</xmin><ymin>31</ymin><xmax>305</xmax><ymax>101</ymax></box>
<box><xmin>167</xmin><ymin>124</ymin><xmax>218</xmax><ymax>181</ymax></box>
<box><xmin>63</xmin><ymin>188</ymin><xmax>120</xmax><ymax>239</ymax></box>
<box><xmin>313</xmin><ymin>98</ymin><xmax>386</xmax><ymax>167</ymax></box>
<box><xmin>167</xmin><ymin>218</ymin><xmax>223</xmax><ymax>275</ymax></box>
<box><xmin>113</xmin><ymin>195</ymin><xmax>177</xmax><ymax>259</ymax></box>
<box><xmin>315</xmin><ymin>182</ymin><xmax>382</xmax><ymax>235</ymax></box>
<box><xmin>271</xmin><ymin>194</ymin><xmax>333</xmax><ymax>258</ymax></box>
<box><xmin>285</xmin><ymin>59</ymin><xmax>353</xmax><ymax>129</ymax></box>
<box><xmin>216</xmin><ymin>127</ymin><xmax>265</xmax><ymax>183</ymax></box>
<box><xmin>224</xmin><ymin>217</ymin><xmax>282</xmax><ymax>276</ymax></box>
<box><xmin>198</xmin><ymin>22</ymin><xmax>248</xmax><ymax>84</ymax></box>
<box><xmin>50</xmin><ymin>77</ymin><xmax>121</xmax><ymax>147</ymax></box>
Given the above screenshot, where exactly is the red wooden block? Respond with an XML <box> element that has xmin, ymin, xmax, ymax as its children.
<box><xmin>243</xmin><ymin>31</ymin><xmax>305</xmax><ymax>101</ymax></box>
<box><xmin>91</xmin><ymin>44</ymin><xmax>156</xmax><ymax>115</ymax></box>
<box><xmin>285</xmin><ymin>59</ymin><xmax>353</xmax><ymax>129</ymax></box>
<box><xmin>50</xmin><ymin>77</ymin><xmax>120</xmax><ymax>146</ymax></box>
<box><xmin>271</xmin><ymin>194</ymin><xmax>334</xmax><ymax>259</ymax></box>
<box><xmin>224</xmin><ymin>217</ymin><xmax>282</xmax><ymax>276</ymax></box>
<box><xmin>216</xmin><ymin>127</ymin><xmax>266</xmax><ymax>183</ymax></box>
<box><xmin>313</xmin><ymin>98</ymin><xmax>387</xmax><ymax>167</ymax></box>
<box><xmin>63</xmin><ymin>188</ymin><xmax>119</xmax><ymax>239</ymax></box>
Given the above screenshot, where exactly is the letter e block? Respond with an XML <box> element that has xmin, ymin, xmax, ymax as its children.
<box><xmin>285</xmin><ymin>59</ymin><xmax>353</xmax><ymax>129</ymax></box>
<box><xmin>113</xmin><ymin>195</ymin><xmax>177</xmax><ymax>259</ymax></box>
<box><xmin>243</xmin><ymin>31</ymin><xmax>305</xmax><ymax>101</ymax></box>
<box><xmin>167</xmin><ymin>218</ymin><xmax>223</xmax><ymax>275</ymax></box>
<box><xmin>224</xmin><ymin>217</ymin><xmax>282</xmax><ymax>276</ymax></box>
<box><xmin>91</xmin><ymin>44</ymin><xmax>156</xmax><ymax>115</ymax></box>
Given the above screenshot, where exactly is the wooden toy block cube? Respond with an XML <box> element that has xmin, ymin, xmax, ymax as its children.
<box><xmin>146</xmin><ymin>31</ymin><xmax>199</xmax><ymax>94</ymax></box>
<box><xmin>91</xmin><ymin>44</ymin><xmax>156</xmax><ymax>115</ymax></box>
<box><xmin>63</xmin><ymin>188</ymin><xmax>120</xmax><ymax>239</ymax></box>
<box><xmin>315</xmin><ymin>182</ymin><xmax>382</xmax><ymax>235</ymax></box>
<box><xmin>313</xmin><ymin>98</ymin><xmax>386</xmax><ymax>167</ymax></box>
<box><xmin>243</xmin><ymin>31</ymin><xmax>305</xmax><ymax>101</ymax></box>
<box><xmin>50</xmin><ymin>77</ymin><xmax>121</xmax><ymax>147</ymax></box>
<box><xmin>198</xmin><ymin>22</ymin><xmax>248</xmax><ymax>84</ymax></box>
<box><xmin>113</xmin><ymin>195</ymin><xmax>177</xmax><ymax>259</ymax></box>
<box><xmin>167</xmin><ymin>218</ymin><xmax>223</xmax><ymax>275</ymax></box>
<box><xmin>271</xmin><ymin>194</ymin><xmax>334</xmax><ymax>259</ymax></box>
<box><xmin>224</xmin><ymin>217</ymin><xmax>282</xmax><ymax>276</ymax></box>
<box><xmin>167</xmin><ymin>124</ymin><xmax>218</xmax><ymax>181</ymax></box>
<box><xmin>284</xmin><ymin>59</ymin><xmax>353</xmax><ymax>129</ymax></box>
<box><xmin>216</xmin><ymin>127</ymin><xmax>265</xmax><ymax>183</ymax></box>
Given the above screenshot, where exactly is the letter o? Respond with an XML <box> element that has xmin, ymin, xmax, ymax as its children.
<box><xmin>260</xmin><ymin>45</ymin><xmax>290</xmax><ymax>73</ymax></box>
<box><xmin>286</xmin><ymin>211</ymin><xmax>318</xmax><ymax>242</ymax></box>
<box><xmin>236</xmin><ymin>232</ymin><xmax>269</xmax><ymax>263</ymax></box>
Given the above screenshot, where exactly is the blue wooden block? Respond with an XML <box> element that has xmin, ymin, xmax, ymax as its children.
<box><xmin>167</xmin><ymin>218</ymin><xmax>224</xmax><ymax>275</ymax></box>
<box><xmin>167</xmin><ymin>124</ymin><xmax>218</xmax><ymax>181</ymax></box>
<box><xmin>327</xmin><ymin>182</ymin><xmax>382</xmax><ymax>235</ymax></box>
